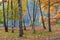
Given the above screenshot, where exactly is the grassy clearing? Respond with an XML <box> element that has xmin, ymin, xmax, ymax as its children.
<box><xmin>0</xmin><ymin>30</ymin><xmax>60</xmax><ymax>40</ymax></box>
<box><xmin>0</xmin><ymin>30</ymin><xmax>57</xmax><ymax>37</ymax></box>
<box><xmin>24</xmin><ymin>31</ymin><xmax>54</xmax><ymax>36</ymax></box>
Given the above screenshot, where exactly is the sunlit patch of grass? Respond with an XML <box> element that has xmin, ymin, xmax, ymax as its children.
<box><xmin>24</xmin><ymin>31</ymin><xmax>55</xmax><ymax>36</ymax></box>
<box><xmin>0</xmin><ymin>30</ymin><xmax>57</xmax><ymax>37</ymax></box>
<box><xmin>38</xmin><ymin>31</ymin><xmax>55</xmax><ymax>36</ymax></box>
<box><xmin>0</xmin><ymin>30</ymin><xmax>18</xmax><ymax>34</ymax></box>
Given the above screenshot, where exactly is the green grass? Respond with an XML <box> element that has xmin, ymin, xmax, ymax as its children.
<box><xmin>24</xmin><ymin>31</ymin><xmax>55</xmax><ymax>36</ymax></box>
<box><xmin>0</xmin><ymin>30</ymin><xmax>55</xmax><ymax>36</ymax></box>
<box><xmin>0</xmin><ymin>30</ymin><xmax>19</xmax><ymax>36</ymax></box>
<box><xmin>0</xmin><ymin>30</ymin><xmax>60</xmax><ymax>40</ymax></box>
<box><xmin>56</xmin><ymin>23</ymin><xmax>60</xmax><ymax>26</ymax></box>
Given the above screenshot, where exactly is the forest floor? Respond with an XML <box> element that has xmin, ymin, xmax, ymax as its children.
<box><xmin>0</xmin><ymin>25</ymin><xmax>60</xmax><ymax>40</ymax></box>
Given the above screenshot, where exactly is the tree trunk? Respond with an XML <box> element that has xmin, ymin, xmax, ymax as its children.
<box><xmin>23</xmin><ymin>19</ymin><xmax>26</xmax><ymax>30</ymax></box>
<box><xmin>14</xmin><ymin>1</ymin><xmax>16</xmax><ymax>27</ymax></box>
<box><xmin>14</xmin><ymin>13</ymin><xmax>16</xmax><ymax>27</ymax></box>
<box><xmin>2</xmin><ymin>0</ymin><xmax>8</xmax><ymax>32</ymax></box>
<box><xmin>39</xmin><ymin>0</ymin><xmax>46</xmax><ymax>29</ymax></box>
<box><xmin>14</xmin><ymin>10</ymin><xmax>16</xmax><ymax>27</ymax></box>
<box><xmin>26</xmin><ymin>0</ymin><xmax>32</xmax><ymax>26</ymax></box>
<box><xmin>7</xmin><ymin>0</ymin><xmax>9</xmax><ymax>29</ymax></box>
<box><xmin>32</xmin><ymin>0</ymin><xmax>36</xmax><ymax>33</ymax></box>
<box><xmin>18</xmin><ymin>0</ymin><xmax>23</xmax><ymax>37</ymax></box>
<box><xmin>48</xmin><ymin>0</ymin><xmax>52</xmax><ymax>32</ymax></box>
<box><xmin>11</xmin><ymin>0</ymin><xmax>14</xmax><ymax>33</ymax></box>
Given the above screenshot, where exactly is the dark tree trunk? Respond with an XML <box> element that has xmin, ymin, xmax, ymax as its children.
<box><xmin>7</xmin><ymin>0</ymin><xmax>9</xmax><ymax>29</ymax></box>
<box><xmin>2</xmin><ymin>0</ymin><xmax>8</xmax><ymax>32</ymax></box>
<box><xmin>39</xmin><ymin>0</ymin><xmax>46</xmax><ymax>29</ymax></box>
<box><xmin>23</xmin><ymin>19</ymin><xmax>26</xmax><ymax>30</ymax></box>
<box><xmin>14</xmin><ymin>1</ymin><xmax>16</xmax><ymax>27</ymax></box>
<box><xmin>14</xmin><ymin>13</ymin><xmax>16</xmax><ymax>27</ymax></box>
<box><xmin>48</xmin><ymin>0</ymin><xmax>51</xmax><ymax>32</ymax></box>
<box><xmin>14</xmin><ymin>11</ymin><xmax>16</xmax><ymax>27</ymax></box>
<box><xmin>32</xmin><ymin>0</ymin><xmax>36</xmax><ymax>33</ymax></box>
<box><xmin>26</xmin><ymin>0</ymin><xmax>32</xmax><ymax>26</ymax></box>
<box><xmin>18</xmin><ymin>0</ymin><xmax>23</xmax><ymax>37</ymax></box>
<box><xmin>11</xmin><ymin>0</ymin><xmax>14</xmax><ymax>33</ymax></box>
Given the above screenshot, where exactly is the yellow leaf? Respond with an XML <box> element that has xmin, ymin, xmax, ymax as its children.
<box><xmin>22</xmin><ymin>0</ymin><xmax>27</xmax><ymax>18</ymax></box>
